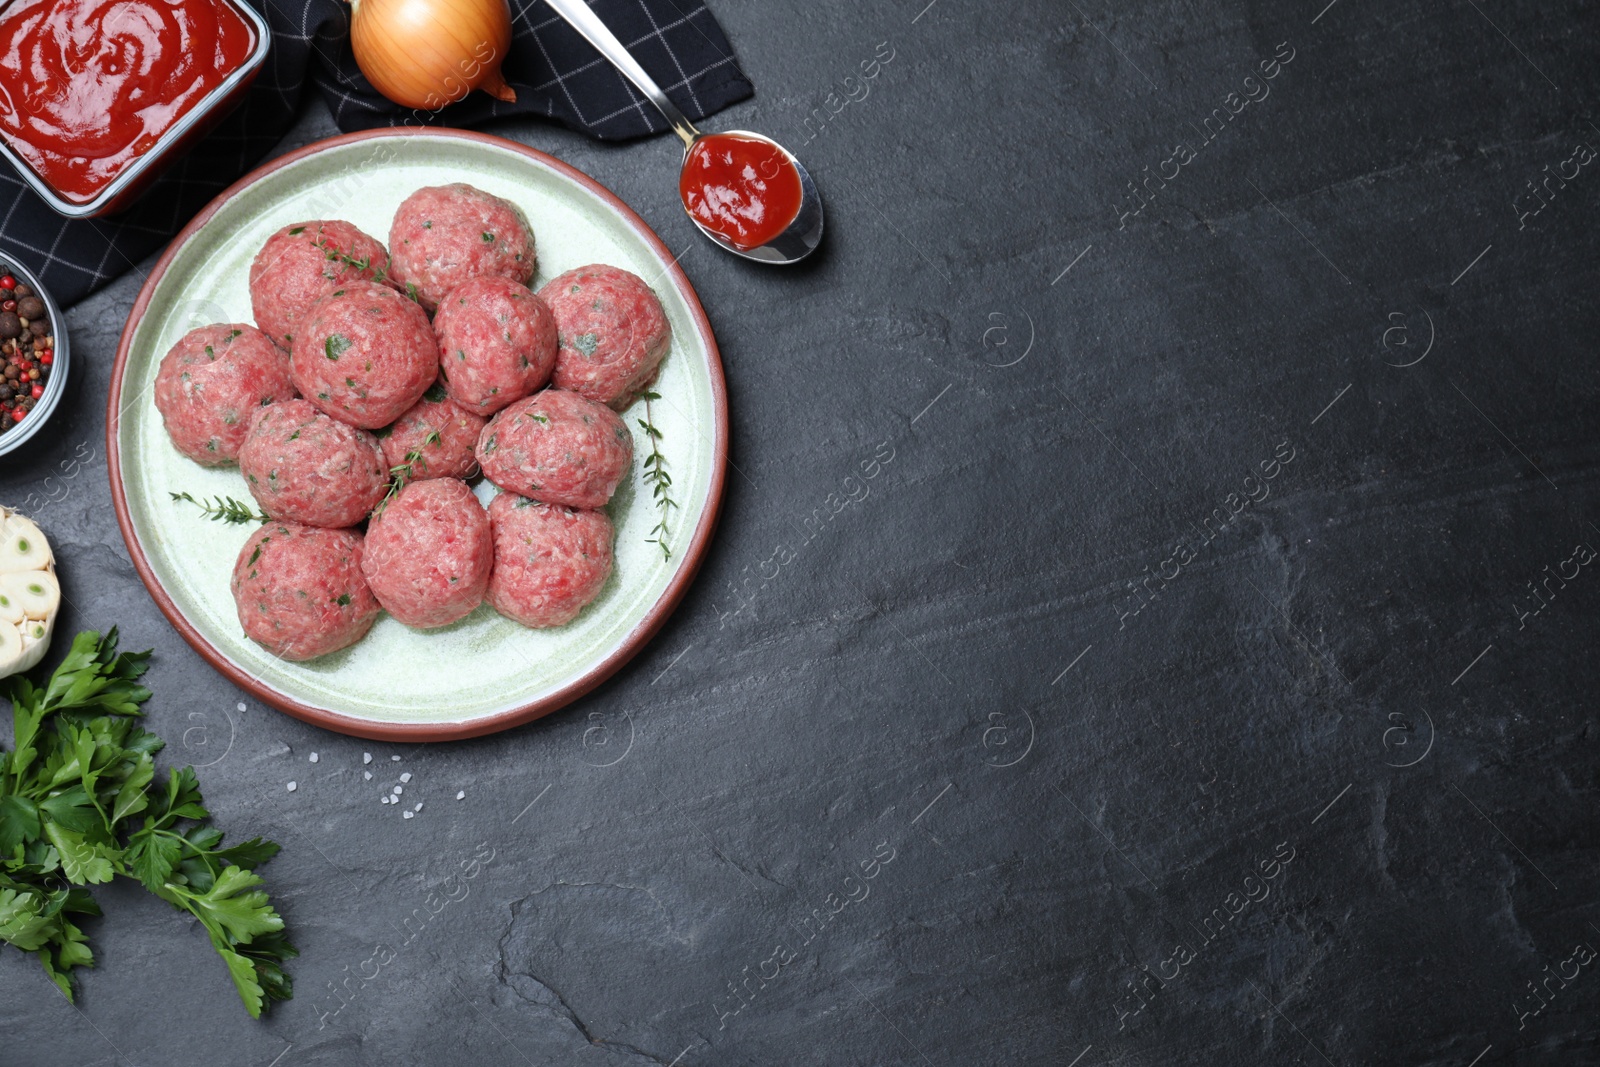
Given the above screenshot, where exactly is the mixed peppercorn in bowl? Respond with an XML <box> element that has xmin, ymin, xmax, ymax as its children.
<box><xmin>0</xmin><ymin>255</ymin><xmax>69</xmax><ymax>456</ymax></box>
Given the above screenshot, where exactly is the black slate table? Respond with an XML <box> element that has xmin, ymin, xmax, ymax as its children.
<box><xmin>3</xmin><ymin>1</ymin><xmax>1598</xmax><ymax>1064</ymax></box>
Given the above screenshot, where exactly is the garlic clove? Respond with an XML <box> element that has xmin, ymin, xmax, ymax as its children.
<box><xmin>1</xmin><ymin>570</ymin><xmax>59</xmax><ymax>619</ymax></box>
<box><xmin>8</xmin><ymin>614</ymin><xmax>50</xmax><ymax>676</ymax></box>
<box><xmin>0</xmin><ymin>584</ymin><xmax>23</xmax><ymax>624</ymax></box>
<box><xmin>0</xmin><ymin>620</ymin><xmax>21</xmax><ymax>670</ymax></box>
<box><xmin>0</xmin><ymin>513</ymin><xmax>51</xmax><ymax>572</ymax></box>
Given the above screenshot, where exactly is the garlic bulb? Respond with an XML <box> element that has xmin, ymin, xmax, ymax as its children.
<box><xmin>0</xmin><ymin>507</ymin><xmax>57</xmax><ymax>679</ymax></box>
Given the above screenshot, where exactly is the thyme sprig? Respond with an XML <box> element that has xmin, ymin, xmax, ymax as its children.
<box><xmin>379</xmin><ymin>429</ymin><xmax>442</xmax><ymax>510</ymax></box>
<box><xmin>314</xmin><ymin>236</ymin><xmax>388</xmax><ymax>284</ymax></box>
<box><xmin>170</xmin><ymin>492</ymin><xmax>268</xmax><ymax>524</ymax></box>
<box><xmin>638</xmin><ymin>392</ymin><xmax>675</xmax><ymax>561</ymax></box>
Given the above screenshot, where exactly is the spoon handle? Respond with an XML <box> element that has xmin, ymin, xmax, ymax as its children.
<box><xmin>541</xmin><ymin>0</ymin><xmax>700</xmax><ymax>147</ymax></box>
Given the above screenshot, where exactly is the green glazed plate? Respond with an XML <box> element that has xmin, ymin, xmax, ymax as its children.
<box><xmin>108</xmin><ymin>130</ymin><xmax>727</xmax><ymax>741</ymax></box>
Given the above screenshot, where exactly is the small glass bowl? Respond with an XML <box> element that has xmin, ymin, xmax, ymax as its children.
<box><xmin>0</xmin><ymin>255</ymin><xmax>70</xmax><ymax>458</ymax></box>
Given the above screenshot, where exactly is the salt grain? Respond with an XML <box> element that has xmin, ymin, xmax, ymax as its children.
<box><xmin>286</xmin><ymin>781</ymin><xmax>297</xmax><ymax>792</ymax></box>
<box><xmin>391</xmin><ymin>755</ymin><xmax>401</xmax><ymax>762</ymax></box>
<box><xmin>363</xmin><ymin>752</ymin><xmax>372</xmax><ymax>764</ymax></box>
<box><xmin>403</xmin><ymin>810</ymin><xmax>414</xmax><ymax>819</ymax></box>
<box><xmin>413</xmin><ymin>802</ymin><xmax>422</xmax><ymax>812</ymax></box>
<box><xmin>363</xmin><ymin>771</ymin><xmax>373</xmax><ymax>781</ymax></box>
<box><xmin>393</xmin><ymin>785</ymin><xmax>403</xmax><ymax>795</ymax></box>
<box><xmin>308</xmin><ymin>752</ymin><xmax>319</xmax><ymax>763</ymax></box>
<box><xmin>380</xmin><ymin>795</ymin><xmax>390</xmax><ymax>804</ymax></box>
<box><xmin>399</xmin><ymin>772</ymin><xmax>412</xmax><ymax>783</ymax></box>
<box><xmin>456</xmin><ymin>791</ymin><xmax>466</xmax><ymax>801</ymax></box>
<box><xmin>236</xmin><ymin>702</ymin><xmax>246</xmax><ymax>712</ymax></box>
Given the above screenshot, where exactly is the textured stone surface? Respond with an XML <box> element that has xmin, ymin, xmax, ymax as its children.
<box><xmin>3</xmin><ymin>1</ymin><xmax>1598</xmax><ymax>1064</ymax></box>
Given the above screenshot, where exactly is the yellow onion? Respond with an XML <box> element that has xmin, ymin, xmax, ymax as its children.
<box><xmin>350</xmin><ymin>0</ymin><xmax>518</xmax><ymax>111</ymax></box>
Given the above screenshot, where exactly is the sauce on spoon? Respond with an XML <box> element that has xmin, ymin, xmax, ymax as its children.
<box><xmin>678</xmin><ymin>133</ymin><xmax>803</xmax><ymax>251</ymax></box>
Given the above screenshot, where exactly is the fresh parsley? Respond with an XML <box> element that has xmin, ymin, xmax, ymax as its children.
<box><xmin>0</xmin><ymin>631</ymin><xmax>294</xmax><ymax>1016</ymax></box>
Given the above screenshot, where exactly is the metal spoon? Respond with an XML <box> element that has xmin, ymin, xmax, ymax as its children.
<box><xmin>542</xmin><ymin>0</ymin><xmax>823</xmax><ymax>264</ymax></box>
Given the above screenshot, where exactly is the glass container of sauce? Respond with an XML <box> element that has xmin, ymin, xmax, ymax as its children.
<box><xmin>0</xmin><ymin>0</ymin><xmax>271</xmax><ymax>218</ymax></box>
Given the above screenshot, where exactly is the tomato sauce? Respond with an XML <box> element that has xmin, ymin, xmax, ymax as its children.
<box><xmin>679</xmin><ymin>133</ymin><xmax>802</xmax><ymax>251</ymax></box>
<box><xmin>0</xmin><ymin>0</ymin><xmax>256</xmax><ymax>204</ymax></box>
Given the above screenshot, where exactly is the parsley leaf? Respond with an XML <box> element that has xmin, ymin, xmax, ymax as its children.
<box><xmin>45</xmin><ymin>822</ymin><xmax>115</xmax><ymax>884</ymax></box>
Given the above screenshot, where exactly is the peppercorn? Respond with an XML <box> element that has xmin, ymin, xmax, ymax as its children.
<box><xmin>16</xmin><ymin>296</ymin><xmax>43</xmax><ymax>320</ymax></box>
<box><xmin>12</xmin><ymin>284</ymin><xmax>32</xmax><ymax>299</ymax></box>
<box><xmin>28</xmin><ymin>319</ymin><xmax>45</xmax><ymax>337</ymax></box>
<box><xmin>0</xmin><ymin>313</ymin><xmax>18</xmax><ymax>340</ymax></box>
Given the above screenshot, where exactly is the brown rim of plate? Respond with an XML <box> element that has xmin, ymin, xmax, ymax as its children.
<box><xmin>106</xmin><ymin>127</ymin><xmax>728</xmax><ymax>742</ymax></box>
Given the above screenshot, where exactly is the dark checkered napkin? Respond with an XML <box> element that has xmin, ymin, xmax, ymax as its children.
<box><xmin>0</xmin><ymin>0</ymin><xmax>753</xmax><ymax>308</ymax></box>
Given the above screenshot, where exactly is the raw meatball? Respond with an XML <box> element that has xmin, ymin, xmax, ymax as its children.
<box><xmin>230</xmin><ymin>521</ymin><xmax>379</xmax><ymax>661</ymax></box>
<box><xmin>361</xmin><ymin>478</ymin><xmax>492</xmax><ymax>629</ymax></box>
<box><xmin>539</xmin><ymin>264</ymin><xmax>671</xmax><ymax>409</ymax></box>
<box><xmin>153</xmin><ymin>324</ymin><xmax>292</xmax><ymax>465</ymax></box>
<box><xmin>249</xmin><ymin>220</ymin><xmax>393</xmax><ymax>350</ymax></box>
<box><xmin>476</xmin><ymin>390</ymin><xmax>633</xmax><ymax>509</ymax></box>
<box><xmin>379</xmin><ymin>383</ymin><xmax>485</xmax><ymax>481</ymax></box>
<box><xmin>433</xmin><ymin>276</ymin><xmax>557</xmax><ymax>416</ymax></box>
<box><xmin>238</xmin><ymin>400</ymin><xmax>388</xmax><ymax>528</ymax></box>
<box><xmin>291</xmin><ymin>279</ymin><xmax>436</xmax><ymax>429</ymax></box>
<box><xmin>486</xmin><ymin>493</ymin><xmax>613</xmax><ymax>628</ymax></box>
<box><xmin>387</xmin><ymin>184</ymin><xmax>535</xmax><ymax>312</ymax></box>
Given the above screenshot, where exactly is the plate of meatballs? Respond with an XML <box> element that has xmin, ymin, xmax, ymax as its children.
<box><xmin>107</xmin><ymin>129</ymin><xmax>727</xmax><ymax>740</ymax></box>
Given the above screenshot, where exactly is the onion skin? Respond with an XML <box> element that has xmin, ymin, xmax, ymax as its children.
<box><xmin>350</xmin><ymin>0</ymin><xmax>517</xmax><ymax>111</ymax></box>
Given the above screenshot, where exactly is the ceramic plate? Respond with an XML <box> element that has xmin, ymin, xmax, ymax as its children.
<box><xmin>108</xmin><ymin>130</ymin><xmax>726</xmax><ymax>740</ymax></box>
